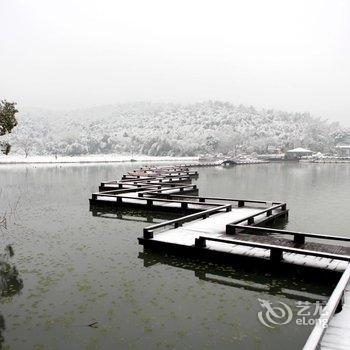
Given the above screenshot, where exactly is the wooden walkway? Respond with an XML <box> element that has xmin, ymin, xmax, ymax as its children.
<box><xmin>139</xmin><ymin>210</ymin><xmax>350</xmax><ymax>273</ymax></box>
<box><xmin>303</xmin><ymin>265</ymin><xmax>350</xmax><ymax>350</ymax></box>
<box><xmin>321</xmin><ymin>283</ymin><xmax>350</xmax><ymax>349</ymax></box>
<box><xmin>91</xmin><ymin>165</ymin><xmax>350</xmax><ymax>350</ymax></box>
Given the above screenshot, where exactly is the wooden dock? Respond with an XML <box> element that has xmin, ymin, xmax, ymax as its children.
<box><xmin>139</xmin><ymin>209</ymin><xmax>350</xmax><ymax>272</ymax></box>
<box><xmin>91</xmin><ymin>165</ymin><xmax>350</xmax><ymax>349</ymax></box>
<box><xmin>320</xmin><ymin>273</ymin><xmax>350</xmax><ymax>349</ymax></box>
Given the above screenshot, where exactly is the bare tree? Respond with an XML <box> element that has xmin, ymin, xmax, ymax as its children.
<box><xmin>17</xmin><ymin>137</ymin><xmax>33</xmax><ymax>158</ymax></box>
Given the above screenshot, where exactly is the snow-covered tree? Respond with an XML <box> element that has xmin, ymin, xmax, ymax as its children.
<box><xmin>6</xmin><ymin>102</ymin><xmax>344</xmax><ymax>157</ymax></box>
<box><xmin>0</xmin><ymin>100</ymin><xmax>18</xmax><ymax>154</ymax></box>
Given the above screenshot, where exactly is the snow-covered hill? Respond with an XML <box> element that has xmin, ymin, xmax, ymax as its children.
<box><xmin>5</xmin><ymin>102</ymin><xmax>345</xmax><ymax>157</ymax></box>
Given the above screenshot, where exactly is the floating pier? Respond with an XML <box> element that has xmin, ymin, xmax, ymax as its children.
<box><xmin>90</xmin><ymin>164</ymin><xmax>350</xmax><ymax>349</ymax></box>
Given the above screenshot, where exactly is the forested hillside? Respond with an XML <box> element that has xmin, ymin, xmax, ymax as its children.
<box><xmin>6</xmin><ymin>102</ymin><xmax>345</xmax><ymax>157</ymax></box>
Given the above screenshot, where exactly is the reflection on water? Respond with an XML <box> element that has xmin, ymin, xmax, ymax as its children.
<box><xmin>0</xmin><ymin>246</ymin><xmax>23</xmax><ymax>348</ymax></box>
<box><xmin>0</xmin><ymin>162</ymin><xmax>348</xmax><ymax>349</ymax></box>
<box><xmin>91</xmin><ymin>207</ymin><xmax>182</xmax><ymax>224</ymax></box>
<box><xmin>0</xmin><ymin>248</ymin><xmax>23</xmax><ymax>298</ymax></box>
<box><xmin>138</xmin><ymin>250</ymin><xmax>333</xmax><ymax>303</ymax></box>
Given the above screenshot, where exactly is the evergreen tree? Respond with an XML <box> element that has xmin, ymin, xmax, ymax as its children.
<box><xmin>0</xmin><ymin>100</ymin><xmax>18</xmax><ymax>154</ymax></box>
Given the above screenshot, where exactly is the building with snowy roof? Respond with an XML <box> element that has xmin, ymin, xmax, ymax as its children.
<box><xmin>285</xmin><ymin>147</ymin><xmax>313</xmax><ymax>160</ymax></box>
<box><xmin>336</xmin><ymin>144</ymin><xmax>350</xmax><ymax>158</ymax></box>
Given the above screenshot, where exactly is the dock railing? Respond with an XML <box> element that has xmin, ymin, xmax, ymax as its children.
<box><xmin>92</xmin><ymin>185</ymin><xmax>161</xmax><ymax>199</ymax></box>
<box><xmin>137</xmin><ymin>184</ymin><xmax>198</xmax><ymax>197</ymax></box>
<box><xmin>227</xmin><ymin>224</ymin><xmax>350</xmax><ymax>245</ymax></box>
<box><xmin>225</xmin><ymin>202</ymin><xmax>287</xmax><ymax>229</ymax></box>
<box><xmin>303</xmin><ymin>264</ymin><xmax>350</xmax><ymax>350</ymax></box>
<box><xmin>94</xmin><ymin>192</ymin><xmax>226</xmax><ymax>210</ymax></box>
<box><xmin>194</xmin><ymin>237</ymin><xmax>350</xmax><ymax>263</ymax></box>
<box><xmin>146</xmin><ymin>193</ymin><xmax>283</xmax><ymax>208</ymax></box>
<box><xmin>118</xmin><ymin>179</ymin><xmax>192</xmax><ymax>188</ymax></box>
<box><xmin>102</xmin><ymin>174</ymin><xmax>192</xmax><ymax>185</ymax></box>
<box><xmin>143</xmin><ymin>204</ymin><xmax>232</xmax><ymax>239</ymax></box>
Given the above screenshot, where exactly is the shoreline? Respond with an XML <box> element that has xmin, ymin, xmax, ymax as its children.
<box><xmin>0</xmin><ymin>155</ymin><xmax>199</xmax><ymax>165</ymax></box>
<box><xmin>2</xmin><ymin>154</ymin><xmax>349</xmax><ymax>166</ymax></box>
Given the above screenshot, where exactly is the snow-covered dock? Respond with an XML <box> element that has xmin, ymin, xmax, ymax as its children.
<box><xmin>319</xmin><ymin>273</ymin><xmax>350</xmax><ymax>350</ymax></box>
<box><xmin>320</xmin><ymin>274</ymin><xmax>350</xmax><ymax>350</ymax></box>
<box><xmin>139</xmin><ymin>209</ymin><xmax>350</xmax><ymax>273</ymax></box>
<box><xmin>91</xmin><ymin>164</ymin><xmax>350</xmax><ymax>349</ymax></box>
<box><xmin>303</xmin><ymin>264</ymin><xmax>350</xmax><ymax>350</ymax></box>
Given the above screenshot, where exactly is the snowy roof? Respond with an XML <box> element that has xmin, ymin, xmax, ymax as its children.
<box><xmin>287</xmin><ymin>148</ymin><xmax>313</xmax><ymax>153</ymax></box>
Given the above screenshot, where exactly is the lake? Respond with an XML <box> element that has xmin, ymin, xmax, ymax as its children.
<box><xmin>0</xmin><ymin>162</ymin><xmax>349</xmax><ymax>349</ymax></box>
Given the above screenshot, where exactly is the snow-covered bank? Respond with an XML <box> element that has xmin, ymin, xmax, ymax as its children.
<box><xmin>0</xmin><ymin>154</ymin><xmax>199</xmax><ymax>165</ymax></box>
<box><xmin>301</xmin><ymin>157</ymin><xmax>350</xmax><ymax>163</ymax></box>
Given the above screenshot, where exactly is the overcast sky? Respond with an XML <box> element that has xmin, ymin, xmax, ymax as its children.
<box><xmin>1</xmin><ymin>0</ymin><xmax>349</xmax><ymax>125</ymax></box>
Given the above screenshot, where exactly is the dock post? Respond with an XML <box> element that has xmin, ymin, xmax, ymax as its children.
<box><xmin>147</xmin><ymin>199</ymin><xmax>153</xmax><ymax>207</ymax></box>
<box><xmin>294</xmin><ymin>234</ymin><xmax>305</xmax><ymax>245</ymax></box>
<box><xmin>143</xmin><ymin>229</ymin><xmax>154</xmax><ymax>239</ymax></box>
<box><xmin>270</xmin><ymin>248</ymin><xmax>283</xmax><ymax>263</ymax></box>
<box><xmin>181</xmin><ymin>202</ymin><xmax>188</xmax><ymax>210</ymax></box>
<box><xmin>195</xmin><ymin>237</ymin><xmax>206</xmax><ymax>248</ymax></box>
<box><xmin>238</xmin><ymin>201</ymin><xmax>244</xmax><ymax>207</ymax></box>
<box><xmin>336</xmin><ymin>292</ymin><xmax>345</xmax><ymax>313</ymax></box>
<box><xmin>248</xmin><ymin>217</ymin><xmax>255</xmax><ymax>225</ymax></box>
<box><xmin>226</xmin><ymin>225</ymin><xmax>236</xmax><ymax>235</ymax></box>
<box><xmin>199</xmin><ymin>198</ymin><xmax>205</xmax><ymax>203</ymax></box>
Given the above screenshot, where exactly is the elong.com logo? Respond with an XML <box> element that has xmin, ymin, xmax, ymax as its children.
<box><xmin>257</xmin><ymin>298</ymin><xmax>328</xmax><ymax>328</ymax></box>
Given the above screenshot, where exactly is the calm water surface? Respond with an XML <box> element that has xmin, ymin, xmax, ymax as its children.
<box><xmin>0</xmin><ymin>162</ymin><xmax>349</xmax><ymax>350</ymax></box>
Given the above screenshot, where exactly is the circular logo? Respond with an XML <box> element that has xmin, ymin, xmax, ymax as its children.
<box><xmin>258</xmin><ymin>298</ymin><xmax>293</xmax><ymax>328</ymax></box>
